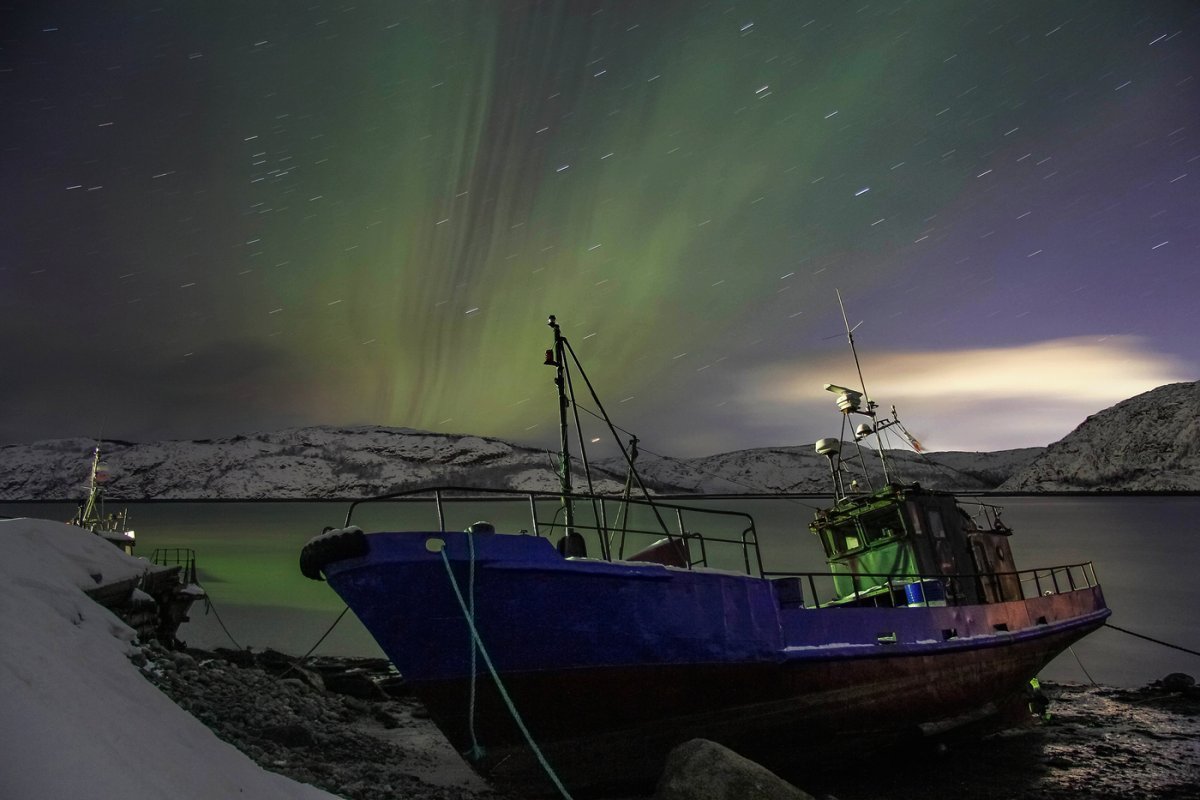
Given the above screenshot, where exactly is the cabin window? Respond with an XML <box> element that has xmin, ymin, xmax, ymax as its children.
<box><xmin>928</xmin><ymin>510</ymin><xmax>947</xmax><ymax>539</ymax></box>
<box><xmin>858</xmin><ymin>509</ymin><xmax>907</xmax><ymax>545</ymax></box>
<box><xmin>824</xmin><ymin>524</ymin><xmax>861</xmax><ymax>556</ymax></box>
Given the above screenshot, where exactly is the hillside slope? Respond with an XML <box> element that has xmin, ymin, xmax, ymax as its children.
<box><xmin>0</xmin><ymin>426</ymin><xmax>1039</xmax><ymax>501</ymax></box>
<box><xmin>0</xmin><ymin>426</ymin><xmax>630</xmax><ymax>500</ymax></box>
<box><xmin>1001</xmin><ymin>381</ymin><xmax>1200</xmax><ymax>491</ymax></box>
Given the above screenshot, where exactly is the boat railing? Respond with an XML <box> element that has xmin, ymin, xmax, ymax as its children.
<box><xmin>150</xmin><ymin>548</ymin><xmax>199</xmax><ymax>585</ymax></box>
<box><xmin>761</xmin><ymin>561</ymin><xmax>1101</xmax><ymax>609</ymax></box>
<box><xmin>957</xmin><ymin>498</ymin><xmax>1010</xmax><ymax>532</ymax></box>
<box><xmin>343</xmin><ymin>485</ymin><xmax>764</xmax><ymax>575</ymax></box>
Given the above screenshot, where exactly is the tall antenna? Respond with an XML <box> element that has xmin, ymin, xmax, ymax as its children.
<box><xmin>835</xmin><ymin>289</ymin><xmax>892</xmax><ymax>484</ymax></box>
<box><xmin>836</xmin><ymin>290</ymin><xmax>870</xmax><ymax>409</ymax></box>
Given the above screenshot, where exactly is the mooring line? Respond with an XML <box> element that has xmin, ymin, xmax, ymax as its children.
<box><xmin>466</xmin><ymin>531</ymin><xmax>483</xmax><ymax>760</ymax></box>
<box><xmin>200</xmin><ymin>593</ymin><xmax>244</xmax><ymax>651</ymax></box>
<box><xmin>280</xmin><ymin>605</ymin><xmax>351</xmax><ymax>678</ymax></box>
<box><xmin>1069</xmin><ymin>645</ymin><xmax>1098</xmax><ymax>686</ymax></box>
<box><xmin>1105</xmin><ymin>622</ymin><xmax>1200</xmax><ymax>658</ymax></box>
<box><xmin>439</xmin><ymin>546</ymin><xmax>575</xmax><ymax>800</ymax></box>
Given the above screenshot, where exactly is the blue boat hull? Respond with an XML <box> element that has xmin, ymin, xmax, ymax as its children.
<box><xmin>318</xmin><ymin>528</ymin><xmax>1109</xmax><ymax>794</ymax></box>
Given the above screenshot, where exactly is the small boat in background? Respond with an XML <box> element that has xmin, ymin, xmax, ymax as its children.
<box><xmin>70</xmin><ymin>443</ymin><xmax>135</xmax><ymax>554</ymax></box>
<box><xmin>300</xmin><ymin>315</ymin><xmax>1110</xmax><ymax>795</ymax></box>
<box><xmin>66</xmin><ymin>442</ymin><xmax>206</xmax><ymax>647</ymax></box>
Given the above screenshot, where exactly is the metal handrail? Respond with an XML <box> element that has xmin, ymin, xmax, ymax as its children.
<box><xmin>150</xmin><ymin>547</ymin><xmax>199</xmax><ymax>584</ymax></box>
<box><xmin>761</xmin><ymin>561</ymin><xmax>1100</xmax><ymax>609</ymax></box>
<box><xmin>343</xmin><ymin>485</ymin><xmax>765</xmax><ymax>576</ymax></box>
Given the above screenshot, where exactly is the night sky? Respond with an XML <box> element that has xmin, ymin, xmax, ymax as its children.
<box><xmin>3</xmin><ymin>1</ymin><xmax>1197</xmax><ymax>457</ymax></box>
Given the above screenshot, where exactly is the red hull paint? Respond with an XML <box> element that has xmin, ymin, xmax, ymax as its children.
<box><xmin>414</xmin><ymin>613</ymin><xmax>1105</xmax><ymax>795</ymax></box>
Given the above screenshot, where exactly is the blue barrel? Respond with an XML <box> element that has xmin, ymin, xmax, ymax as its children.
<box><xmin>904</xmin><ymin>580</ymin><xmax>946</xmax><ymax>607</ymax></box>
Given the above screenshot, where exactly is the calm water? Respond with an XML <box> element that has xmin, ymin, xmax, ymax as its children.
<box><xmin>5</xmin><ymin>496</ymin><xmax>1197</xmax><ymax>688</ymax></box>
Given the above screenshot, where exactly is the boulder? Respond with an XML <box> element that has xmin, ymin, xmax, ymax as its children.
<box><xmin>1159</xmin><ymin>673</ymin><xmax>1196</xmax><ymax>692</ymax></box>
<box><xmin>654</xmin><ymin>739</ymin><xmax>815</xmax><ymax>800</ymax></box>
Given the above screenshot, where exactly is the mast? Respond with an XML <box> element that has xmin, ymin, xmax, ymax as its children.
<box><xmin>836</xmin><ymin>290</ymin><xmax>892</xmax><ymax>484</ymax></box>
<box><xmin>81</xmin><ymin>444</ymin><xmax>102</xmax><ymax>524</ymax></box>
<box><xmin>547</xmin><ymin>315</ymin><xmax>575</xmax><ymax>534</ymax></box>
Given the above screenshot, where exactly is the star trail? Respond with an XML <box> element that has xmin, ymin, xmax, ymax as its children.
<box><xmin>2</xmin><ymin>2</ymin><xmax>1197</xmax><ymax>455</ymax></box>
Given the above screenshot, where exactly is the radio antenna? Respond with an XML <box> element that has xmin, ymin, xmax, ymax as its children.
<box><xmin>835</xmin><ymin>289</ymin><xmax>892</xmax><ymax>484</ymax></box>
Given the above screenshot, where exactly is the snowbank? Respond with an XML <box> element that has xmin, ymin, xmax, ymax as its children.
<box><xmin>0</xmin><ymin>518</ymin><xmax>337</xmax><ymax>800</ymax></box>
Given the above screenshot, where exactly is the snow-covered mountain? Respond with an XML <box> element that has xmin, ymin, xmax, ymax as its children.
<box><xmin>1001</xmin><ymin>381</ymin><xmax>1200</xmax><ymax>492</ymax></box>
<box><xmin>0</xmin><ymin>425</ymin><xmax>1036</xmax><ymax>501</ymax></box>
<box><xmin>3</xmin><ymin>381</ymin><xmax>1194</xmax><ymax>501</ymax></box>
<box><xmin>593</xmin><ymin>446</ymin><xmax>1043</xmax><ymax>495</ymax></box>
<box><xmin>0</xmin><ymin>426</ymin><xmax>633</xmax><ymax>501</ymax></box>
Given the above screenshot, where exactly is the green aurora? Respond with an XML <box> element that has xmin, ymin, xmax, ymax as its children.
<box><xmin>3</xmin><ymin>1</ymin><xmax>1197</xmax><ymax>453</ymax></box>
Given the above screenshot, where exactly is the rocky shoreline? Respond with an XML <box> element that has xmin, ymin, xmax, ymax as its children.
<box><xmin>136</xmin><ymin>644</ymin><xmax>502</xmax><ymax>800</ymax></box>
<box><xmin>134</xmin><ymin>643</ymin><xmax>1200</xmax><ymax>800</ymax></box>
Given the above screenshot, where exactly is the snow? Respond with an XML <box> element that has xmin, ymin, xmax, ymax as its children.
<box><xmin>0</xmin><ymin>424</ymin><xmax>1037</xmax><ymax>500</ymax></box>
<box><xmin>0</xmin><ymin>517</ymin><xmax>337</xmax><ymax>800</ymax></box>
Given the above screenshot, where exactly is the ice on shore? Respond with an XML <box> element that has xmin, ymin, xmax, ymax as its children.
<box><xmin>0</xmin><ymin>517</ymin><xmax>337</xmax><ymax>800</ymax></box>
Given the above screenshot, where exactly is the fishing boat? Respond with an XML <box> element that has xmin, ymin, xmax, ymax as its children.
<box><xmin>300</xmin><ymin>314</ymin><xmax>1110</xmax><ymax>795</ymax></box>
<box><xmin>70</xmin><ymin>443</ymin><xmax>136</xmax><ymax>554</ymax></box>
<box><xmin>66</xmin><ymin>443</ymin><xmax>207</xmax><ymax>646</ymax></box>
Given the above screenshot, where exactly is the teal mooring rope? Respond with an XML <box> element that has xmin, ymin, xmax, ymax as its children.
<box><xmin>439</xmin><ymin>545</ymin><xmax>575</xmax><ymax>800</ymax></box>
<box><xmin>466</xmin><ymin>532</ymin><xmax>483</xmax><ymax>760</ymax></box>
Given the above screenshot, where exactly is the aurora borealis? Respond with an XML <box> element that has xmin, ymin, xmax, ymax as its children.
<box><xmin>3</xmin><ymin>2</ymin><xmax>1198</xmax><ymax>455</ymax></box>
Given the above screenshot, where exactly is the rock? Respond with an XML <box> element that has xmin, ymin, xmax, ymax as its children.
<box><xmin>379</xmin><ymin>674</ymin><xmax>411</xmax><ymax>698</ymax></box>
<box><xmin>214</xmin><ymin>647</ymin><xmax>255</xmax><ymax>668</ymax></box>
<box><xmin>170</xmin><ymin>650</ymin><xmax>196</xmax><ymax>668</ymax></box>
<box><xmin>654</xmin><ymin>739</ymin><xmax>815</xmax><ymax>800</ymax></box>
<box><xmin>324</xmin><ymin>670</ymin><xmax>385</xmax><ymax>701</ymax></box>
<box><xmin>1159</xmin><ymin>673</ymin><xmax>1196</xmax><ymax>692</ymax></box>
<box><xmin>364</xmin><ymin>703</ymin><xmax>397</xmax><ymax>728</ymax></box>
<box><xmin>254</xmin><ymin>648</ymin><xmax>297</xmax><ymax>673</ymax></box>
<box><xmin>261</xmin><ymin>723</ymin><xmax>317</xmax><ymax>748</ymax></box>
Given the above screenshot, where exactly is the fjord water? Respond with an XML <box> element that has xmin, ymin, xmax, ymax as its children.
<box><xmin>5</xmin><ymin>496</ymin><xmax>1195</xmax><ymax>688</ymax></box>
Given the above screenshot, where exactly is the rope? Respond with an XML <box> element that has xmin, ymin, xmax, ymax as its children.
<box><xmin>1069</xmin><ymin>645</ymin><xmax>1098</xmax><ymax>686</ymax></box>
<box><xmin>1105</xmin><ymin>622</ymin><xmax>1200</xmax><ymax>658</ymax></box>
<box><xmin>438</xmin><ymin>546</ymin><xmax>574</xmax><ymax>800</ymax></box>
<box><xmin>201</xmin><ymin>594</ymin><xmax>244</xmax><ymax>651</ymax></box>
<box><xmin>466</xmin><ymin>532</ymin><xmax>483</xmax><ymax>759</ymax></box>
<box><xmin>278</xmin><ymin>606</ymin><xmax>351</xmax><ymax>678</ymax></box>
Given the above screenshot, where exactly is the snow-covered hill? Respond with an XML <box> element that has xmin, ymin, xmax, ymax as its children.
<box><xmin>0</xmin><ymin>425</ymin><xmax>1039</xmax><ymax>501</ymax></box>
<box><xmin>0</xmin><ymin>518</ymin><xmax>336</xmax><ymax>799</ymax></box>
<box><xmin>594</xmin><ymin>445</ymin><xmax>1042</xmax><ymax>495</ymax></box>
<box><xmin>5</xmin><ymin>380</ymin><xmax>1194</xmax><ymax>500</ymax></box>
<box><xmin>1001</xmin><ymin>381</ymin><xmax>1200</xmax><ymax>491</ymax></box>
<box><xmin>0</xmin><ymin>426</ymin><xmax>635</xmax><ymax>501</ymax></box>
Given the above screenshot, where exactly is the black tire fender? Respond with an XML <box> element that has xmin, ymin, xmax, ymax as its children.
<box><xmin>300</xmin><ymin>526</ymin><xmax>367</xmax><ymax>580</ymax></box>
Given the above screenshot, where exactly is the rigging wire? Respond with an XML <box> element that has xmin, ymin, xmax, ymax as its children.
<box><xmin>561</xmin><ymin>337</ymin><xmax>672</xmax><ymax>538</ymax></box>
<box><xmin>561</xmin><ymin>352</ymin><xmax>610</xmax><ymax>558</ymax></box>
<box><xmin>566</xmin><ymin>400</ymin><xmax>825</xmax><ymax>511</ymax></box>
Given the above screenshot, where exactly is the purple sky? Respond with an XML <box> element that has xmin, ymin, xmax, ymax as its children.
<box><xmin>1</xmin><ymin>2</ymin><xmax>1197</xmax><ymax>455</ymax></box>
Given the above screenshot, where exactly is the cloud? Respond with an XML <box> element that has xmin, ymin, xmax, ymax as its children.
<box><xmin>742</xmin><ymin>336</ymin><xmax>1194</xmax><ymax>452</ymax></box>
